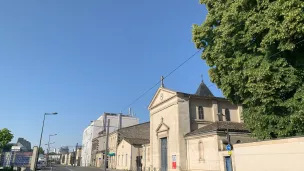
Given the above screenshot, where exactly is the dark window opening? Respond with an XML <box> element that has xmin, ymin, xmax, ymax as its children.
<box><xmin>198</xmin><ymin>106</ymin><xmax>204</xmax><ymax>120</ymax></box>
<box><xmin>225</xmin><ymin>109</ymin><xmax>231</xmax><ymax>121</ymax></box>
<box><xmin>218</xmin><ymin>104</ymin><xmax>223</xmax><ymax>121</ymax></box>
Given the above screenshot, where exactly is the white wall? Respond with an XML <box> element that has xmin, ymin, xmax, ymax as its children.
<box><xmin>186</xmin><ymin>135</ymin><xmax>221</xmax><ymax>171</ymax></box>
<box><xmin>81</xmin><ymin>116</ymin><xmax>104</xmax><ymax>166</ymax></box>
<box><xmin>81</xmin><ymin>113</ymin><xmax>139</xmax><ymax>167</ymax></box>
<box><xmin>116</xmin><ymin>139</ymin><xmax>132</xmax><ymax>170</ymax></box>
<box><xmin>131</xmin><ymin>145</ymin><xmax>138</xmax><ymax>171</ymax></box>
<box><xmin>233</xmin><ymin>137</ymin><xmax>304</xmax><ymax>171</ymax></box>
<box><xmin>142</xmin><ymin>144</ymin><xmax>151</xmax><ymax>171</ymax></box>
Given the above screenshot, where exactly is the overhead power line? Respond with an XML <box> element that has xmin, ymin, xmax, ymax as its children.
<box><xmin>121</xmin><ymin>49</ymin><xmax>202</xmax><ymax>112</ymax></box>
<box><xmin>121</xmin><ymin>38</ymin><xmax>304</xmax><ymax>113</ymax></box>
<box><xmin>267</xmin><ymin>38</ymin><xmax>304</xmax><ymax>58</ymax></box>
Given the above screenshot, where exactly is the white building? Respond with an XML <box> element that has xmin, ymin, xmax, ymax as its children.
<box><xmin>81</xmin><ymin>112</ymin><xmax>139</xmax><ymax>167</ymax></box>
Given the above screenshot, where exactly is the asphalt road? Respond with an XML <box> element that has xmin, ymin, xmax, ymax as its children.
<box><xmin>46</xmin><ymin>165</ymin><xmax>117</xmax><ymax>171</ymax></box>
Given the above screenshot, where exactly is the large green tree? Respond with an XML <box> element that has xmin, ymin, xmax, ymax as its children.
<box><xmin>0</xmin><ymin>128</ymin><xmax>14</xmax><ymax>149</ymax></box>
<box><xmin>193</xmin><ymin>0</ymin><xmax>304</xmax><ymax>139</ymax></box>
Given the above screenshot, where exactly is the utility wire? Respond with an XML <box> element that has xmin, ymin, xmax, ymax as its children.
<box><xmin>267</xmin><ymin>38</ymin><xmax>304</xmax><ymax>58</ymax></box>
<box><xmin>121</xmin><ymin>49</ymin><xmax>202</xmax><ymax>112</ymax></box>
<box><xmin>121</xmin><ymin>38</ymin><xmax>304</xmax><ymax>113</ymax></box>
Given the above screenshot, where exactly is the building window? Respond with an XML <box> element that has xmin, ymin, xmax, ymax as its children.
<box><xmin>225</xmin><ymin>109</ymin><xmax>231</xmax><ymax>121</ymax></box>
<box><xmin>147</xmin><ymin>147</ymin><xmax>150</xmax><ymax>162</ymax></box>
<box><xmin>218</xmin><ymin>104</ymin><xmax>223</xmax><ymax>121</ymax></box>
<box><xmin>198</xmin><ymin>141</ymin><xmax>204</xmax><ymax>161</ymax></box>
<box><xmin>198</xmin><ymin>106</ymin><xmax>204</xmax><ymax>120</ymax></box>
<box><xmin>125</xmin><ymin>154</ymin><xmax>128</xmax><ymax>166</ymax></box>
<box><xmin>119</xmin><ymin>155</ymin><xmax>123</xmax><ymax>166</ymax></box>
<box><xmin>118</xmin><ymin>155</ymin><xmax>120</xmax><ymax>166</ymax></box>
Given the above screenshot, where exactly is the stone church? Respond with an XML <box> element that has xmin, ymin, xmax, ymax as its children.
<box><xmin>142</xmin><ymin>79</ymin><xmax>255</xmax><ymax>171</ymax></box>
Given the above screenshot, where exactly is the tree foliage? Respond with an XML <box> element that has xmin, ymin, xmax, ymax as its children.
<box><xmin>2</xmin><ymin>143</ymin><xmax>13</xmax><ymax>151</ymax></box>
<box><xmin>38</xmin><ymin>147</ymin><xmax>45</xmax><ymax>154</ymax></box>
<box><xmin>193</xmin><ymin>0</ymin><xmax>304</xmax><ymax>139</ymax></box>
<box><xmin>0</xmin><ymin>128</ymin><xmax>14</xmax><ymax>149</ymax></box>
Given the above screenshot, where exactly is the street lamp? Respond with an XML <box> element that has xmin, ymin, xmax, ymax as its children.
<box><xmin>47</xmin><ymin>134</ymin><xmax>57</xmax><ymax>166</ymax></box>
<box><xmin>35</xmin><ymin>112</ymin><xmax>58</xmax><ymax>171</ymax></box>
<box><xmin>45</xmin><ymin>142</ymin><xmax>55</xmax><ymax>146</ymax></box>
<box><xmin>48</xmin><ymin>134</ymin><xmax>57</xmax><ymax>153</ymax></box>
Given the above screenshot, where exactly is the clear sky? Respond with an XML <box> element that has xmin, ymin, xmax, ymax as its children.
<box><xmin>0</xmin><ymin>0</ymin><xmax>222</xmax><ymax>150</ymax></box>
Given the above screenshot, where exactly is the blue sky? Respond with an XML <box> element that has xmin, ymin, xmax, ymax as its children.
<box><xmin>0</xmin><ymin>1</ymin><xmax>222</xmax><ymax>150</ymax></box>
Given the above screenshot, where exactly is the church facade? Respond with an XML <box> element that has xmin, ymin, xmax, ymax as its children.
<box><xmin>143</xmin><ymin>81</ymin><xmax>255</xmax><ymax>171</ymax></box>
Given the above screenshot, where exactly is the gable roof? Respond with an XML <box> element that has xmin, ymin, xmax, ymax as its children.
<box><xmin>124</xmin><ymin>138</ymin><xmax>150</xmax><ymax>146</ymax></box>
<box><xmin>185</xmin><ymin>121</ymin><xmax>249</xmax><ymax>137</ymax></box>
<box><xmin>148</xmin><ymin>87</ymin><xmax>177</xmax><ymax>110</ymax></box>
<box><xmin>195</xmin><ymin>81</ymin><xmax>214</xmax><ymax>97</ymax></box>
<box><xmin>116</xmin><ymin>122</ymin><xmax>150</xmax><ymax>145</ymax></box>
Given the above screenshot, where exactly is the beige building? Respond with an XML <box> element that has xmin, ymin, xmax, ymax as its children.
<box><xmin>145</xmin><ymin>80</ymin><xmax>255</xmax><ymax>171</ymax></box>
<box><xmin>61</xmin><ymin>154</ymin><xmax>68</xmax><ymax>165</ymax></box>
<box><xmin>92</xmin><ymin>132</ymin><xmax>105</xmax><ymax>167</ymax></box>
<box><xmin>75</xmin><ymin>147</ymin><xmax>82</xmax><ymax>166</ymax></box>
<box><xmin>95</xmin><ymin>152</ymin><xmax>103</xmax><ymax>167</ymax></box>
<box><xmin>233</xmin><ymin>136</ymin><xmax>304</xmax><ymax>171</ymax></box>
<box><xmin>61</xmin><ymin>151</ymin><xmax>78</xmax><ymax>166</ymax></box>
<box><xmin>142</xmin><ymin>143</ymin><xmax>151</xmax><ymax>171</ymax></box>
<box><xmin>67</xmin><ymin>152</ymin><xmax>75</xmax><ymax>165</ymax></box>
<box><xmin>108</xmin><ymin>131</ymin><xmax>118</xmax><ymax>169</ymax></box>
<box><xmin>116</xmin><ymin>138</ymin><xmax>150</xmax><ymax>171</ymax></box>
<box><xmin>105</xmin><ymin>122</ymin><xmax>150</xmax><ymax>170</ymax></box>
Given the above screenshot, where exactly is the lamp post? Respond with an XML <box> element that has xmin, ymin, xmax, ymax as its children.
<box><xmin>104</xmin><ymin>119</ymin><xmax>110</xmax><ymax>171</ymax></box>
<box><xmin>46</xmin><ymin>141</ymin><xmax>55</xmax><ymax>167</ymax></box>
<box><xmin>47</xmin><ymin>134</ymin><xmax>57</xmax><ymax>166</ymax></box>
<box><xmin>89</xmin><ymin>120</ymin><xmax>119</xmax><ymax>169</ymax></box>
<box><xmin>35</xmin><ymin>112</ymin><xmax>58</xmax><ymax>171</ymax></box>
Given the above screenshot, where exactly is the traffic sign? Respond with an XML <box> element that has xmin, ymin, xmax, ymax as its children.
<box><xmin>226</xmin><ymin>144</ymin><xmax>232</xmax><ymax>151</ymax></box>
<box><xmin>228</xmin><ymin>151</ymin><xmax>232</xmax><ymax>156</ymax></box>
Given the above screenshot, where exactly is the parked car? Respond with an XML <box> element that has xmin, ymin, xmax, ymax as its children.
<box><xmin>37</xmin><ymin>161</ymin><xmax>46</xmax><ymax>170</ymax></box>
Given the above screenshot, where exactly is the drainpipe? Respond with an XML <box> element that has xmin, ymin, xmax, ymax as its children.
<box><xmin>130</xmin><ymin>146</ymin><xmax>132</xmax><ymax>171</ymax></box>
<box><xmin>143</xmin><ymin>145</ymin><xmax>146</xmax><ymax>171</ymax></box>
<box><xmin>186</xmin><ymin>95</ymin><xmax>191</xmax><ymax>170</ymax></box>
<box><xmin>188</xmin><ymin>96</ymin><xmax>191</xmax><ymax>131</ymax></box>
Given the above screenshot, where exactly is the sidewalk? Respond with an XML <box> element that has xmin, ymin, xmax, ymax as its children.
<box><xmin>63</xmin><ymin>165</ymin><xmax>121</xmax><ymax>171</ymax></box>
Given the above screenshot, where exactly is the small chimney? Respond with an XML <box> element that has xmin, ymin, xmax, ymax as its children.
<box><xmin>129</xmin><ymin>108</ymin><xmax>132</xmax><ymax>116</ymax></box>
<box><xmin>118</xmin><ymin>113</ymin><xmax>122</xmax><ymax>129</ymax></box>
<box><xmin>103</xmin><ymin>113</ymin><xmax>107</xmax><ymax>132</ymax></box>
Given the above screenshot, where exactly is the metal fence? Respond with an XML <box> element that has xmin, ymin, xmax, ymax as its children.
<box><xmin>0</xmin><ymin>152</ymin><xmax>32</xmax><ymax>168</ymax></box>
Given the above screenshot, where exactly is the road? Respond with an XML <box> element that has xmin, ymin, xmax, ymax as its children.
<box><xmin>44</xmin><ymin>165</ymin><xmax>118</xmax><ymax>171</ymax></box>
